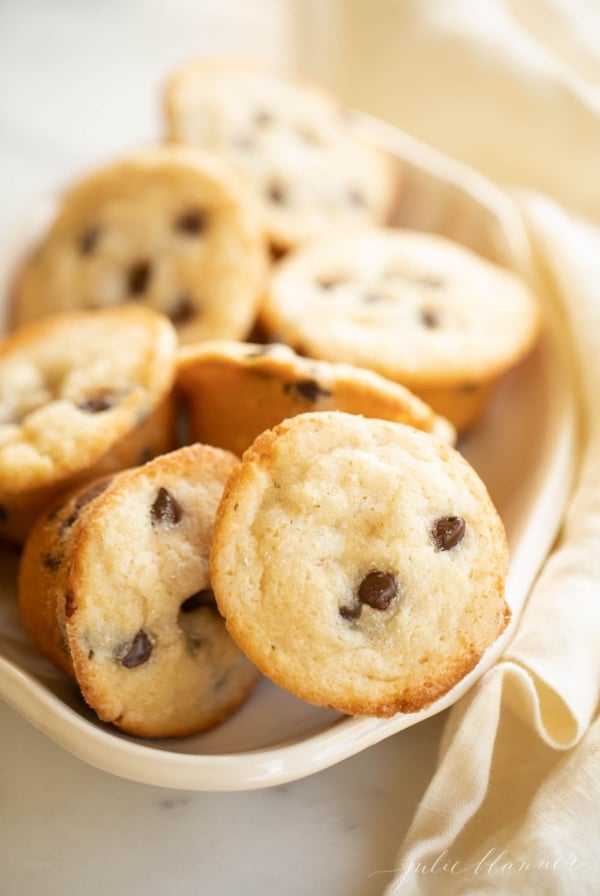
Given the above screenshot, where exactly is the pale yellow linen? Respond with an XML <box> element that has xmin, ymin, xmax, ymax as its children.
<box><xmin>375</xmin><ymin>196</ymin><xmax>600</xmax><ymax>895</ymax></box>
<box><xmin>294</xmin><ymin>2</ymin><xmax>600</xmax><ymax>893</ymax></box>
<box><xmin>296</xmin><ymin>0</ymin><xmax>600</xmax><ymax>220</ymax></box>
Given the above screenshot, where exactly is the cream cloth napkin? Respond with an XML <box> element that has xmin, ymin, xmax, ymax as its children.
<box><xmin>380</xmin><ymin>196</ymin><xmax>600</xmax><ymax>894</ymax></box>
<box><xmin>297</xmin><ymin>0</ymin><xmax>600</xmax><ymax>220</ymax></box>
<box><xmin>294</xmin><ymin>1</ymin><xmax>600</xmax><ymax>892</ymax></box>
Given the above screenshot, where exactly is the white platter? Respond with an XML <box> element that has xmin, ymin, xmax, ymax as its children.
<box><xmin>0</xmin><ymin>117</ymin><xmax>577</xmax><ymax>791</ymax></box>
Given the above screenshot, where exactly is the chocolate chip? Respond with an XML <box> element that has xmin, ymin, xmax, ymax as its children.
<box><xmin>64</xmin><ymin>590</ymin><xmax>76</xmax><ymax>619</ymax></box>
<box><xmin>180</xmin><ymin>589</ymin><xmax>216</xmax><ymax>613</ymax></box>
<box><xmin>175</xmin><ymin>210</ymin><xmax>207</xmax><ymax>235</ymax></box>
<box><xmin>339</xmin><ymin>603</ymin><xmax>362</xmax><ymax>621</ymax></box>
<box><xmin>151</xmin><ymin>487</ymin><xmax>182</xmax><ymax>526</ymax></box>
<box><xmin>283</xmin><ymin>379</ymin><xmax>332</xmax><ymax>402</ymax></box>
<box><xmin>0</xmin><ymin>505</ymin><xmax>7</xmax><ymax>523</ymax></box>
<box><xmin>79</xmin><ymin>225</ymin><xmax>101</xmax><ymax>255</ymax></box>
<box><xmin>358</xmin><ymin>571</ymin><xmax>399</xmax><ymax>611</ymax></box>
<box><xmin>421</xmin><ymin>309</ymin><xmax>439</xmax><ymax>329</ymax></box>
<box><xmin>168</xmin><ymin>295</ymin><xmax>197</xmax><ymax>325</ymax></box>
<box><xmin>127</xmin><ymin>260</ymin><xmax>152</xmax><ymax>296</ymax></box>
<box><xmin>270</xmin><ymin>244</ymin><xmax>286</xmax><ymax>262</ymax></box>
<box><xmin>120</xmin><ymin>629</ymin><xmax>153</xmax><ymax>668</ymax></box>
<box><xmin>42</xmin><ymin>552</ymin><xmax>62</xmax><ymax>572</ymax></box>
<box><xmin>61</xmin><ymin>479</ymin><xmax>112</xmax><ymax>532</ymax></box>
<box><xmin>431</xmin><ymin>516</ymin><xmax>466</xmax><ymax>551</ymax></box>
<box><xmin>267</xmin><ymin>180</ymin><xmax>286</xmax><ymax>205</ymax></box>
<box><xmin>77</xmin><ymin>393</ymin><xmax>115</xmax><ymax>413</ymax></box>
<box><xmin>76</xmin><ymin>480</ymin><xmax>111</xmax><ymax>511</ymax></box>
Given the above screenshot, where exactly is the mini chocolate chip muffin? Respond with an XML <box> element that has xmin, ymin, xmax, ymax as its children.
<box><xmin>0</xmin><ymin>306</ymin><xmax>178</xmax><ymax>544</ymax></box>
<box><xmin>210</xmin><ymin>412</ymin><xmax>510</xmax><ymax>717</ymax></box>
<box><xmin>260</xmin><ymin>228</ymin><xmax>541</xmax><ymax>431</ymax></box>
<box><xmin>12</xmin><ymin>144</ymin><xmax>267</xmax><ymax>343</ymax></box>
<box><xmin>163</xmin><ymin>59</ymin><xmax>398</xmax><ymax>250</ymax></box>
<box><xmin>18</xmin><ymin>443</ymin><xmax>259</xmax><ymax>738</ymax></box>
<box><xmin>176</xmin><ymin>339</ymin><xmax>455</xmax><ymax>456</ymax></box>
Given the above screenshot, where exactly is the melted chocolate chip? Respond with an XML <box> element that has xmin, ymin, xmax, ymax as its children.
<box><xmin>270</xmin><ymin>244</ymin><xmax>286</xmax><ymax>262</ymax></box>
<box><xmin>175</xmin><ymin>210</ymin><xmax>207</xmax><ymax>235</ymax></box>
<box><xmin>79</xmin><ymin>225</ymin><xmax>101</xmax><ymax>255</ymax></box>
<box><xmin>77</xmin><ymin>393</ymin><xmax>115</xmax><ymax>413</ymax></box>
<box><xmin>180</xmin><ymin>589</ymin><xmax>216</xmax><ymax>613</ymax></box>
<box><xmin>0</xmin><ymin>505</ymin><xmax>7</xmax><ymax>523</ymax></box>
<box><xmin>42</xmin><ymin>552</ymin><xmax>62</xmax><ymax>572</ymax></box>
<box><xmin>61</xmin><ymin>480</ymin><xmax>112</xmax><ymax>532</ymax></box>
<box><xmin>358</xmin><ymin>571</ymin><xmax>398</xmax><ymax>611</ymax></box>
<box><xmin>120</xmin><ymin>629</ymin><xmax>153</xmax><ymax>668</ymax></box>
<box><xmin>267</xmin><ymin>181</ymin><xmax>286</xmax><ymax>205</ymax></box>
<box><xmin>168</xmin><ymin>295</ymin><xmax>197</xmax><ymax>325</ymax></box>
<box><xmin>283</xmin><ymin>379</ymin><xmax>332</xmax><ymax>403</ymax></box>
<box><xmin>127</xmin><ymin>260</ymin><xmax>152</xmax><ymax>296</ymax></box>
<box><xmin>151</xmin><ymin>487</ymin><xmax>182</xmax><ymax>526</ymax></box>
<box><xmin>77</xmin><ymin>480</ymin><xmax>112</xmax><ymax>511</ymax></box>
<box><xmin>431</xmin><ymin>516</ymin><xmax>466</xmax><ymax>551</ymax></box>
<box><xmin>64</xmin><ymin>590</ymin><xmax>76</xmax><ymax>619</ymax></box>
<box><xmin>339</xmin><ymin>603</ymin><xmax>362</xmax><ymax>621</ymax></box>
<box><xmin>421</xmin><ymin>309</ymin><xmax>439</xmax><ymax>329</ymax></box>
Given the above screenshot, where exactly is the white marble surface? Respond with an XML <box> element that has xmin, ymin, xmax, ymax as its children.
<box><xmin>0</xmin><ymin>3</ymin><xmax>446</xmax><ymax>894</ymax></box>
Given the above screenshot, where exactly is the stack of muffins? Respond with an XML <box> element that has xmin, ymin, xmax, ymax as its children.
<box><xmin>1</xmin><ymin>59</ymin><xmax>539</xmax><ymax>738</ymax></box>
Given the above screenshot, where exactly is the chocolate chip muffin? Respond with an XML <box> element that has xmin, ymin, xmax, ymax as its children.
<box><xmin>0</xmin><ymin>306</ymin><xmax>178</xmax><ymax>544</ymax></box>
<box><xmin>177</xmin><ymin>339</ymin><xmax>455</xmax><ymax>456</ymax></box>
<box><xmin>18</xmin><ymin>444</ymin><xmax>259</xmax><ymax>738</ymax></box>
<box><xmin>164</xmin><ymin>59</ymin><xmax>398</xmax><ymax>250</ymax></box>
<box><xmin>260</xmin><ymin>228</ymin><xmax>541</xmax><ymax>431</ymax></box>
<box><xmin>210</xmin><ymin>412</ymin><xmax>510</xmax><ymax>717</ymax></box>
<box><xmin>13</xmin><ymin>144</ymin><xmax>267</xmax><ymax>343</ymax></box>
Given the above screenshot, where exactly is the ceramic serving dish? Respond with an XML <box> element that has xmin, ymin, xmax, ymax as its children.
<box><xmin>0</xmin><ymin>116</ymin><xmax>577</xmax><ymax>790</ymax></box>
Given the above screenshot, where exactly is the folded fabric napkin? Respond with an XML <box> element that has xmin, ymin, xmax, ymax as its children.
<box><xmin>383</xmin><ymin>195</ymin><xmax>600</xmax><ymax>894</ymax></box>
<box><xmin>295</xmin><ymin>1</ymin><xmax>600</xmax><ymax>892</ymax></box>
